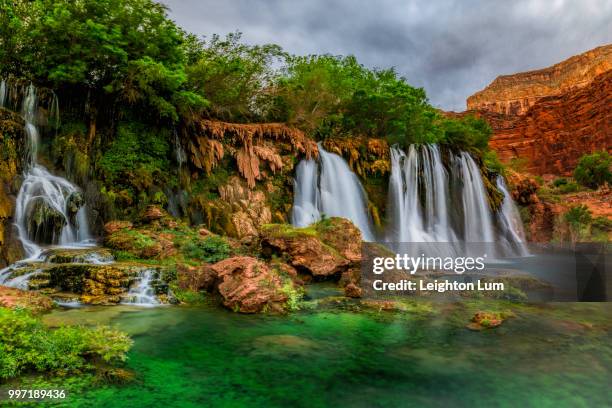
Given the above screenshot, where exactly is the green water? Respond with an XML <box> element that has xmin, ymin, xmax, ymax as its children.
<box><xmin>40</xmin><ymin>297</ymin><xmax>611</xmax><ymax>408</ymax></box>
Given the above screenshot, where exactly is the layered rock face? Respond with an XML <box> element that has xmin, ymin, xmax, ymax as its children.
<box><xmin>467</xmin><ymin>45</ymin><xmax>612</xmax><ymax>115</ymax></box>
<box><xmin>486</xmin><ymin>70</ymin><xmax>612</xmax><ymax>175</ymax></box>
<box><xmin>464</xmin><ymin>45</ymin><xmax>612</xmax><ymax>175</ymax></box>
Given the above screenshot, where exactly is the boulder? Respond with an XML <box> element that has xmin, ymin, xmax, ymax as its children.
<box><xmin>177</xmin><ymin>263</ymin><xmax>217</xmax><ymax>292</ymax></box>
<box><xmin>260</xmin><ymin>218</ymin><xmax>362</xmax><ymax>277</ymax></box>
<box><xmin>26</xmin><ymin>197</ymin><xmax>67</xmax><ymax>244</ymax></box>
<box><xmin>211</xmin><ymin>256</ymin><xmax>288</xmax><ymax>313</ymax></box>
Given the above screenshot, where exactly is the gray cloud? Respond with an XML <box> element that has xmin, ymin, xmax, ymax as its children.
<box><xmin>161</xmin><ymin>0</ymin><xmax>612</xmax><ymax>111</ymax></box>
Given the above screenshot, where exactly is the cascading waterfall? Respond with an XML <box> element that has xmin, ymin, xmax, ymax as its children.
<box><xmin>457</xmin><ymin>152</ymin><xmax>495</xmax><ymax>243</ymax></box>
<box><xmin>0</xmin><ymin>82</ymin><xmax>92</xmax><ymax>286</ymax></box>
<box><xmin>0</xmin><ymin>79</ymin><xmax>7</xmax><ymax>107</ymax></box>
<box><xmin>291</xmin><ymin>144</ymin><xmax>375</xmax><ymax>241</ymax></box>
<box><xmin>496</xmin><ymin>177</ymin><xmax>529</xmax><ymax>256</ymax></box>
<box><xmin>291</xmin><ymin>143</ymin><xmax>529</xmax><ymax>257</ymax></box>
<box><xmin>123</xmin><ymin>269</ymin><xmax>159</xmax><ymax>306</ymax></box>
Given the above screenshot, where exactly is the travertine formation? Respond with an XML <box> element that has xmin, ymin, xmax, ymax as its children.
<box><xmin>467</xmin><ymin>45</ymin><xmax>612</xmax><ymax>115</ymax></box>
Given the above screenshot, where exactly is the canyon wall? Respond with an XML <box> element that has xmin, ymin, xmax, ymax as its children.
<box><xmin>465</xmin><ymin>45</ymin><xmax>612</xmax><ymax>175</ymax></box>
<box><xmin>467</xmin><ymin>44</ymin><xmax>612</xmax><ymax>115</ymax></box>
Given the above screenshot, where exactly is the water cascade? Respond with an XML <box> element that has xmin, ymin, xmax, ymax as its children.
<box><xmin>123</xmin><ymin>269</ymin><xmax>160</xmax><ymax>306</ymax></box>
<box><xmin>0</xmin><ymin>79</ymin><xmax>6</xmax><ymax>107</ymax></box>
<box><xmin>292</xmin><ymin>143</ymin><xmax>529</xmax><ymax>257</ymax></box>
<box><xmin>291</xmin><ymin>144</ymin><xmax>375</xmax><ymax>241</ymax></box>
<box><xmin>496</xmin><ymin>177</ymin><xmax>529</xmax><ymax>256</ymax></box>
<box><xmin>456</xmin><ymin>152</ymin><xmax>495</xmax><ymax>243</ymax></box>
<box><xmin>0</xmin><ymin>83</ymin><xmax>92</xmax><ymax>286</ymax></box>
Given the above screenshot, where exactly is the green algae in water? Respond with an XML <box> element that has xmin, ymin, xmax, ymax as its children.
<box><xmin>38</xmin><ymin>302</ymin><xmax>611</xmax><ymax>408</ymax></box>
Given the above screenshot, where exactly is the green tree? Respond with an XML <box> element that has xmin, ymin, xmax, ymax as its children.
<box><xmin>573</xmin><ymin>151</ymin><xmax>612</xmax><ymax>189</ymax></box>
<box><xmin>186</xmin><ymin>32</ymin><xmax>284</xmax><ymax>121</ymax></box>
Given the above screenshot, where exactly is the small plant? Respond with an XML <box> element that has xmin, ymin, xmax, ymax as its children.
<box><xmin>552</xmin><ymin>177</ymin><xmax>567</xmax><ymax>187</ymax></box>
<box><xmin>573</xmin><ymin>151</ymin><xmax>612</xmax><ymax>189</ymax></box>
<box><xmin>564</xmin><ymin>205</ymin><xmax>593</xmax><ymax>242</ymax></box>
<box><xmin>557</xmin><ymin>182</ymin><xmax>580</xmax><ymax>194</ymax></box>
<box><xmin>183</xmin><ymin>235</ymin><xmax>231</xmax><ymax>263</ymax></box>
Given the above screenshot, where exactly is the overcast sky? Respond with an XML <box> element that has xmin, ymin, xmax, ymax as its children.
<box><xmin>161</xmin><ymin>0</ymin><xmax>612</xmax><ymax>111</ymax></box>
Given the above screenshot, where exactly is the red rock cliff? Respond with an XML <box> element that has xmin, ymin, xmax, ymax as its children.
<box><xmin>467</xmin><ymin>45</ymin><xmax>612</xmax><ymax>115</ymax></box>
<box><xmin>485</xmin><ymin>69</ymin><xmax>612</xmax><ymax>175</ymax></box>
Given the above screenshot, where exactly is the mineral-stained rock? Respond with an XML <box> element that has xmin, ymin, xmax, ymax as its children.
<box><xmin>344</xmin><ymin>282</ymin><xmax>363</xmax><ymax>298</ymax></box>
<box><xmin>260</xmin><ymin>218</ymin><xmax>362</xmax><ymax>277</ymax></box>
<box><xmin>0</xmin><ymin>286</ymin><xmax>53</xmax><ymax>313</ymax></box>
<box><xmin>0</xmin><ymin>108</ymin><xmax>26</xmax><ymax>267</ymax></box>
<box><xmin>218</xmin><ymin>176</ymin><xmax>272</xmax><ymax>240</ymax></box>
<box><xmin>103</xmin><ymin>220</ymin><xmax>133</xmax><ymax>235</ymax></box>
<box><xmin>466</xmin><ymin>311</ymin><xmax>515</xmax><ymax>331</ymax></box>
<box><xmin>177</xmin><ymin>263</ymin><xmax>217</xmax><ymax>292</ymax></box>
<box><xmin>211</xmin><ymin>256</ymin><xmax>288</xmax><ymax>313</ymax></box>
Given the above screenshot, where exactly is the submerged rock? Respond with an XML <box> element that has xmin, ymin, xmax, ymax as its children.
<box><xmin>466</xmin><ymin>310</ymin><xmax>515</xmax><ymax>331</ymax></box>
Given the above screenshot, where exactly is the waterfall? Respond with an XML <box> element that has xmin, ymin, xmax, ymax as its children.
<box><xmin>291</xmin><ymin>144</ymin><xmax>375</xmax><ymax>241</ymax></box>
<box><xmin>291</xmin><ymin>159</ymin><xmax>321</xmax><ymax>227</ymax></box>
<box><xmin>387</xmin><ymin>145</ymin><xmax>456</xmax><ymax>243</ymax></box>
<box><xmin>292</xmin><ymin>143</ymin><xmax>529</xmax><ymax>257</ymax></box>
<box><xmin>123</xmin><ymin>269</ymin><xmax>159</xmax><ymax>306</ymax></box>
<box><xmin>457</xmin><ymin>152</ymin><xmax>495</xmax><ymax>243</ymax></box>
<box><xmin>3</xmin><ymin>84</ymin><xmax>91</xmax><ymax>265</ymax></box>
<box><xmin>0</xmin><ymin>79</ymin><xmax>6</xmax><ymax>107</ymax></box>
<box><xmin>496</xmin><ymin>177</ymin><xmax>530</xmax><ymax>256</ymax></box>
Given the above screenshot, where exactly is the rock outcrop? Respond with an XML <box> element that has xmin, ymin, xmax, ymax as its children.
<box><xmin>485</xmin><ymin>70</ymin><xmax>612</xmax><ymax>175</ymax></box>
<box><xmin>0</xmin><ymin>108</ymin><xmax>25</xmax><ymax>267</ymax></box>
<box><xmin>467</xmin><ymin>45</ymin><xmax>612</xmax><ymax>115</ymax></box>
<box><xmin>260</xmin><ymin>217</ymin><xmax>362</xmax><ymax>278</ymax></box>
<box><xmin>211</xmin><ymin>256</ymin><xmax>292</xmax><ymax>313</ymax></box>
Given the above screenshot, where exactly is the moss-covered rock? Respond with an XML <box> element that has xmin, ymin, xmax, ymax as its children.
<box><xmin>0</xmin><ymin>107</ymin><xmax>25</xmax><ymax>267</ymax></box>
<box><xmin>260</xmin><ymin>217</ymin><xmax>362</xmax><ymax>279</ymax></box>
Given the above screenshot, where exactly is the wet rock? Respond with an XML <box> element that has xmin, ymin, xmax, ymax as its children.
<box><xmin>66</xmin><ymin>191</ymin><xmax>84</xmax><ymax>224</ymax></box>
<box><xmin>260</xmin><ymin>217</ymin><xmax>362</xmax><ymax>277</ymax></box>
<box><xmin>344</xmin><ymin>282</ymin><xmax>363</xmax><ymax>298</ymax></box>
<box><xmin>211</xmin><ymin>256</ymin><xmax>289</xmax><ymax>313</ymax></box>
<box><xmin>177</xmin><ymin>263</ymin><xmax>217</xmax><ymax>292</ymax></box>
<box><xmin>466</xmin><ymin>311</ymin><xmax>515</xmax><ymax>331</ymax></box>
<box><xmin>26</xmin><ymin>197</ymin><xmax>66</xmax><ymax>244</ymax></box>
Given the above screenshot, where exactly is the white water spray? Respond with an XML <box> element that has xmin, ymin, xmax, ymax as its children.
<box><xmin>291</xmin><ymin>144</ymin><xmax>375</xmax><ymax>241</ymax></box>
<box><xmin>123</xmin><ymin>269</ymin><xmax>159</xmax><ymax>306</ymax></box>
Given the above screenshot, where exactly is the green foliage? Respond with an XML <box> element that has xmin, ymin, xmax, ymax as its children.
<box><xmin>98</xmin><ymin>122</ymin><xmax>170</xmax><ymax>189</ymax></box>
<box><xmin>573</xmin><ymin>151</ymin><xmax>612</xmax><ymax>189</ymax></box>
<box><xmin>439</xmin><ymin>115</ymin><xmax>492</xmax><ymax>153</ymax></box>
<box><xmin>186</xmin><ymin>32</ymin><xmax>284</xmax><ymax>121</ymax></box>
<box><xmin>552</xmin><ymin>178</ymin><xmax>567</xmax><ymax>187</ymax></box>
<box><xmin>563</xmin><ymin>205</ymin><xmax>593</xmax><ymax>242</ymax></box>
<box><xmin>557</xmin><ymin>181</ymin><xmax>580</xmax><ymax>194</ymax></box>
<box><xmin>183</xmin><ymin>236</ymin><xmax>231</xmax><ymax>263</ymax></box>
<box><xmin>0</xmin><ymin>308</ymin><xmax>132</xmax><ymax>380</ymax></box>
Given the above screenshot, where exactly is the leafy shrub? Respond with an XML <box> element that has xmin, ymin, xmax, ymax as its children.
<box><xmin>563</xmin><ymin>205</ymin><xmax>592</xmax><ymax>242</ymax></box>
<box><xmin>557</xmin><ymin>181</ymin><xmax>580</xmax><ymax>194</ymax></box>
<box><xmin>552</xmin><ymin>178</ymin><xmax>568</xmax><ymax>187</ymax></box>
<box><xmin>183</xmin><ymin>236</ymin><xmax>231</xmax><ymax>263</ymax></box>
<box><xmin>573</xmin><ymin>151</ymin><xmax>612</xmax><ymax>189</ymax></box>
<box><xmin>0</xmin><ymin>308</ymin><xmax>132</xmax><ymax>380</ymax></box>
